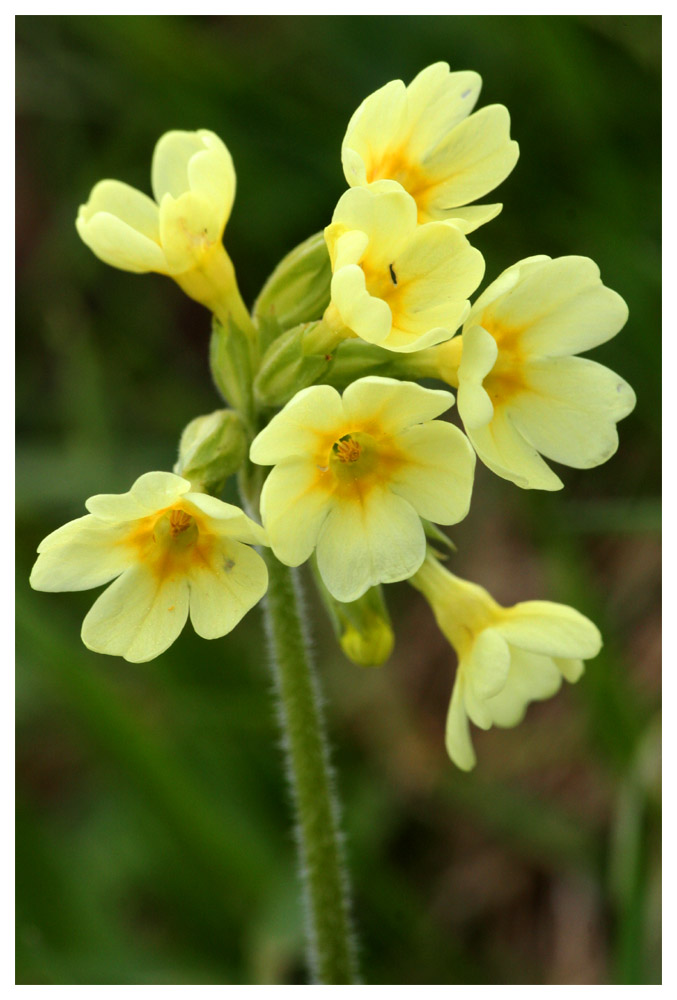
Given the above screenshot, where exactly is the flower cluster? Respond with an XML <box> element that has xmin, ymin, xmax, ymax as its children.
<box><xmin>31</xmin><ymin>63</ymin><xmax>635</xmax><ymax>769</ymax></box>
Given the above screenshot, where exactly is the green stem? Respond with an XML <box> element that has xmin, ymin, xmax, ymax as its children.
<box><xmin>262</xmin><ymin>550</ymin><xmax>359</xmax><ymax>984</ymax></box>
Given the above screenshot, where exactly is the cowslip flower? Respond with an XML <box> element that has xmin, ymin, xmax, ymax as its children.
<box><xmin>411</xmin><ymin>554</ymin><xmax>602</xmax><ymax>770</ymax></box>
<box><xmin>30</xmin><ymin>472</ymin><xmax>268</xmax><ymax>663</ymax></box>
<box><xmin>76</xmin><ymin>130</ymin><xmax>250</xmax><ymax>329</ymax></box>
<box><xmin>323</xmin><ymin>182</ymin><xmax>484</xmax><ymax>354</ymax></box>
<box><xmin>415</xmin><ymin>256</ymin><xmax>636</xmax><ymax>489</ymax></box>
<box><xmin>342</xmin><ymin>62</ymin><xmax>519</xmax><ymax>232</ymax></box>
<box><xmin>249</xmin><ymin>377</ymin><xmax>476</xmax><ymax>603</ymax></box>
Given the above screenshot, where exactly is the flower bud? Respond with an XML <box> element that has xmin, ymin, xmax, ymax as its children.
<box><xmin>312</xmin><ymin>564</ymin><xmax>394</xmax><ymax>667</ymax></box>
<box><xmin>340</xmin><ymin>613</ymin><xmax>395</xmax><ymax>668</ymax></box>
<box><xmin>210</xmin><ymin>315</ymin><xmax>256</xmax><ymax>420</ymax></box>
<box><xmin>253</xmin><ymin>232</ymin><xmax>332</xmax><ymax>347</ymax></box>
<box><xmin>254</xmin><ymin>321</ymin><xmax>334</xmax><ymax>408</ymax></box>
<box><xmin>174</xmin><ymin>409</ymin><xmax>247</xmax><ymax>494</ymax></box>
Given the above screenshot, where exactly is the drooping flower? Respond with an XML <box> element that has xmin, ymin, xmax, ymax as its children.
<box><xmin>323</xmin><ymin>182</ymin><xmax>484</xmax><ymax>354</ymax></box>
<box><xmin>415</xmin><ymin>255</ymin><xmax>636</xmax><ymax>489</ymax></box>
<box><xmin>30</xmin><ymin>472</ymin><xmax>268</xmax><ymax>663</ymax></box>
<box><xmin>342</xmin><ymin>62</ymin><xmax>519</xmax><ymax>232</ymax></box>
<box><xmin>411</xmin><ymin>554</ymin><xmax>602</xmax><ymax>770</ymax></box>
<box><xmin>249</xmin><ymin>377</ymin><xmax>476</xmax><ymax>603</ymax></box>
<box><xmin>76</xmin><ymin>130</ymin><xmax>251</xmax><ymax>329</ymax></box>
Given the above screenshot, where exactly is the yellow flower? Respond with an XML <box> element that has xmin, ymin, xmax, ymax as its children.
<box><xmin>30</xmin><ymin>472</ymin><xmax>268</xmax><ymax>663</ymax></box>
<box><xmin>76</xmin><ymin>130</ymin><xmax>251</xmax><ymax>330</ymax></box>
<box><xmin>425</xmin><ymin>256</ymin><xmax>635</xmax><ymax>489</ymax></box>
<box><xmin>411</xmin><ymin>554</ymin><xmax>602</xmax><ymax>770</ymax></box>
<box><xmin>342</xmin><ymin>62</ymin><xmax>519</xmax><ymax>232</ymax></box>
<box><xmin>323</xmin><ymin>182</ymin><xmax>484</xmax><ymax>354</ymax></box>
<box><xmin>249</xmin><ymin>377</ymin><xmax>476</xmax><ymax>602</ymax></box>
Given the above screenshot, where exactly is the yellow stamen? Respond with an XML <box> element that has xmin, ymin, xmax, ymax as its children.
<box><xmin>169</xmin><ymin>509</ymin><xmax>194</xmax><ymax>536</ymax></box>
<box><xmin>334</xmin><ymin>436</ymin><xmax>362</xmax><ymax>463</ymax></box>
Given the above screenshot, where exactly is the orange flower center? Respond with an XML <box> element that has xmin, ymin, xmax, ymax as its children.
<box><xmin>478</xmin><ymin>316</ymin><xmax>527</xmax><ymax>407</ymax></box>
<box><xmin>334</xmin><ymin>435</ymin><xmax>362</xmax><ymax>463</ymax></box>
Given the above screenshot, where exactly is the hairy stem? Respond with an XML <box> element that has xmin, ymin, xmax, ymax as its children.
<box><xmin>262</xmin><ymin>550</ymin><xmax>359</xmax><ymax>984</ymax></box>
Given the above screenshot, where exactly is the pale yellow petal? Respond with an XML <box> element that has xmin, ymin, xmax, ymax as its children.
<box><xmin>332</xmin><ymin>183</ymin><xmax>417</xmax><ymax>267</ymax></box>
<box><xmin>465</xmin><ymin>256</ymin><xmax>551</xmax><ymax>328</ymax></box>
<box><xmin>30</xmin><ymin>515</ymin><xmax>133</xmax><ymax>592</ymax></box>
<box><xmin>85</xmin><ymin>491</ymin><xmax>151</xmax><ymax>523</ymax></box>
<box><xmin>482</xmin><ymin>648</ymin><xmax>563</xmax><ymax>728</ymax></box>
<box><xmin>316</xmin><ymin>487</ymin><xmax>425</xmax><ymax>602</ymax></box>
<box><xmin>432</xmin><ymin>203</ymin><xmax>502</xmax><ymax>231</ymax></box>
<box><xmin>188</xmin><ymin>538</ymin><xmax>267</xmax><ymax>639</ymax></box>
<box><xmin>85</xmin><ymin>472</ymin><xmax>189</xmax><ymax>522</ymax></box>
<box><xmin>183</xmin><ymin>493</ymin><xmax>268</xmax><ymax>547</ymax></box>
<box><xmin>525</xmin><ymin>287</ymin><xmax>629</xmax><ymax>358</ymax></box>
<box><xmin>389</xmin><ymin>221</ymin><xmax>484</xmax><ymax>337</ymax></box>
<box><xmin>186</xmin><ymin>130</ymin><xmax>235</xmax><ymax>232</ymax></box>
<box><xmin>458</xmin><ymin>323</ymin><xmax>499</xmax><ymax>382</ymax></box>
<box><xmin>249</xmin><ymin>385</ymin><xmax>344</xmax><ymax>465</ymax></box>
<box><xmin>421</xmin><ymin>105</ymin><xmax>519</xmax><ymax>208</ymax></box>
<box><xmin>461</xmin><ymin>675</ymin><xmax>493</xmax><ymax>730</ymax></box>
<box><xmin>151</xmin><ymin>130</ymin><xmax>206</xmax><ymax>200</ymax></box>
<box><xmin>158</xmin><ymin>190</ymin><xmax>224</xmax><ymax>274</ymax></box>
<box><xmin>457</xmin><ymin>381</ymin><xmax>494</xmax><ymax>430</ymax></box>
<box><xmin>325</xmin><ymin>228</ymin><xmax>369</xmax><ymax>273</ymax></box>
<box><xmin>405</xmin><ymin>65</ymin><xmax>482</xmax><ymax>159</ymax></box>
<box><xmin>389</xmin><ymin>420</ymin><xmax>475</xmax><ymax>524</ymax></box>
<box><xmin>467</xmin><ymin>411</ymin><xmax>564</xmax><ymax>491</ymax></box>
<box><xmin>383</xmin><ymin>322</ymin><xmax>465</xmax><ymax>354</ymax></box>
<box><xmin>342</xmin><ymin>376</ymin><xmax>453</xmax><ymax>433</ymax></box>
<box><xmin>484</xmin><ymin>257</ymin><xmax>628</xmax><ymax>356</ymax></box>
<box><xmin>498</xmin><ymin>601</ymin><xmax>602</xmax><ymax>659</ymax></box>
<box><xmin>554</xmin><ymin>657</ymin><xmax>585</xmax><ymax>683</ymax></box>
<box><xmin>330</xmin><ymin>264</ymin><xmax>392</xmax><ymax>345</ymax></box>
<box><xmin>259</xmin><ymin>459</ymin><xmax>332</xmax><ymax>566</ymax></box>
<box><xmin>76</xmin><ymin>211</ymin><xmax>167</xmax><ymax>274</ymax></box>
<box><xmin>445</xmin><ymin>673</ymin><xmax>477</xmax><ymax>771</ymax></box>
<box><xmin>341</xmin><ymin>79</ymin><xmax>407</xmax><ymax>187</ymax></box>
<box><xmin>466</xmin><ymin>627</ymin><xmax>511</xmax><ymax>701</ymax></box>
<box><xmin>81</xmin><ymin>565</ymin><xmax>190</xmax><ymax>663</ymax></box>
<box><xmin>130</xmin><ymin>471</ymin><xmax>192</xmax><ymax>510</ymax></box>
<box><xmin>509</xmin><ymin>357</ymin><xmax>636</xmax><ymax>469</ymax></box>
<box><xmin>78</xmin><ymin>180</ymin><xmax>160</xmax><ymax>241</ymax></box>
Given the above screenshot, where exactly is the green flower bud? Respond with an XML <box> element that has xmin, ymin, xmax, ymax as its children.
<box><xmin>340</xmin><ymin>614</ymin><xmax>395</xmax><ymax>668</ymax></box>
<box><xmin>312</xmin><ymin>558</ymin><xmax>394</xmax><ymax>667</ymax></box>
<box><xmin>210</xmin><ymin>315</ymin><xmax>256</xmax><ymax>422</ymax></box>
<box><xmin>253</xmin><ymin>232</ymin><xmax>331</xmax><ymax>348</ymax></box>
<box><xmin>254</xmin><ymin>321</ymin><xmax>335</xmax><ymax>408</ymax></box>
<box><xmin>174</xmin><ymin>408</ymin><xmax>247</xmax><ymax>494</ymax></box>
<box><xmin>322</xmin><ymin>339</ymin><xmax>407</xmax><ymax>392</ymax></box>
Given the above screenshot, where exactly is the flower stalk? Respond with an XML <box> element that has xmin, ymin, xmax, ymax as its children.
<box><xmin>262</xmin><ymin>548</ymin><xmax>359</xmax><ymax>984</ymax></box>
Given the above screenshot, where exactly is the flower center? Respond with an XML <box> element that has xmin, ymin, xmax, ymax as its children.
<box><xmin>334</xmin><ymin>435</ymin><xmax>362</xmax><ymax>463</ymax></box>
<box><xmin>169</xmin><ymin>509</ymin><xmax>194</xmax><ymax>535</ymax></box>
<box><xmin>328</xmin><ymin>432</ymin><xmax>379</xmax><ymax>486</ymax></box>
<box><xmin>153</xmin><ymin>507</ymin><xmax>199</xmax><ymax>549</ymax></box>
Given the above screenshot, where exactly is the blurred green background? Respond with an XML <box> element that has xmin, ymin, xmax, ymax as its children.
<box><xmin>16</xmin><ymin>15</ymin><xmax>661</xmax><ymax>986</ymax></box>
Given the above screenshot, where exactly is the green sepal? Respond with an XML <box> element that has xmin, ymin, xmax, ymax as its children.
<box><xmin>253</xmin><ymin>232</ymin><xmax>332</xmax><ymax>349</ymax></box>
<box><xmin>174</xmin><ymin>409</ymin><xmax>247</xmax><ymax>495</ymax></box>
<box><xmin>322</xmin><ymin>340</ymin><xmax>405</xmax><ymax>391</ymax></box>
<box><xmin>311</xmin><ymin>559</ymin><xmax>394</xmax><ymax>668</ymax></box>
<box><xmin>423</xmin><ymin>521</ymin><xmax>457</xmax><ymax>557</ymax></box>
<box><xmin>254</xmin><ymin>321</ymin><xmax>335</xmax><ymax>408</ymax></box>
<box><xmin>209</xmin><ymin>314</ymin><xmax>256</xmax><ymax>425</ymax></box>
